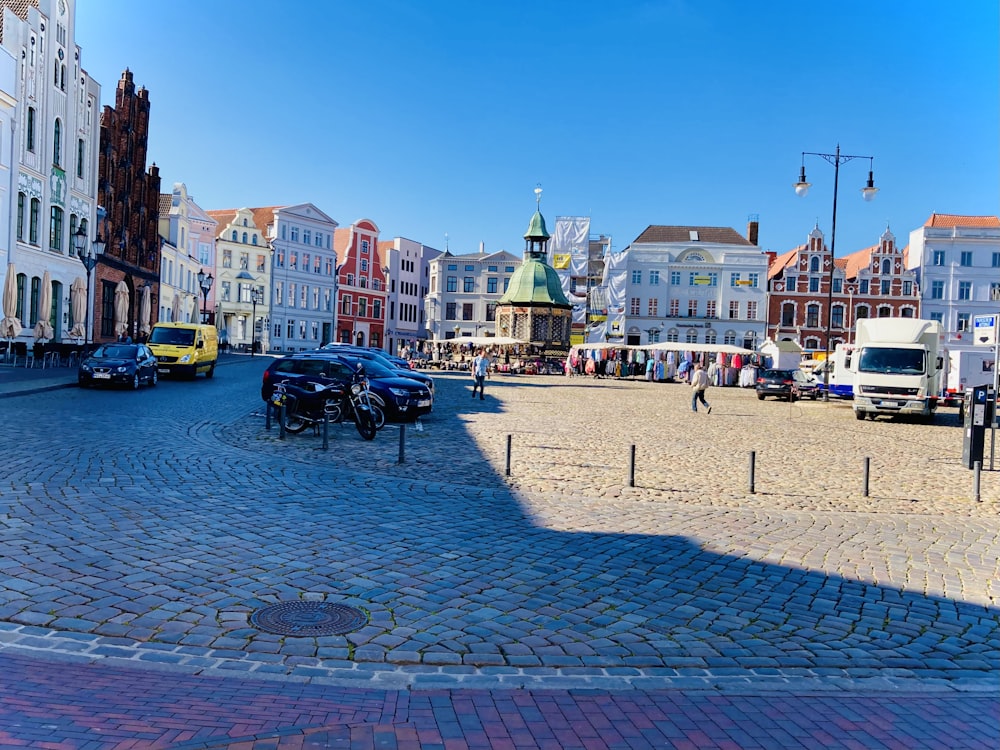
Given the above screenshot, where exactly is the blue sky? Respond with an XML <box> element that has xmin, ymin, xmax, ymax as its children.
<box><xmin>76</xmin><ymin>0</ymin><xmax>998</xmax><ymax>258</ymax></box>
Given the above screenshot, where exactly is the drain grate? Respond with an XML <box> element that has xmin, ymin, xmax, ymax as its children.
<box><xmin>250</xmin><ymin>601</ymin><xmax>368</xmax><ymax>636</ymax></box>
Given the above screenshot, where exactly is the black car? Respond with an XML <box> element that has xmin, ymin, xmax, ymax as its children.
<box><xmin>318</xmin><ymin>344</ymin><xmax>435</xmax><ymax>394</ymax></box>
<box><xmin>261</xmin><ymin>353</ymin><xmax>433</xmax><ymax>422</ymax></box>
<box><xmin>755</xmin><ymin>368</ymin><xmax>817</xmax><ymax>401</ymax></box>
<box><xmin>78</xmin><ymin>343</ymin><xmax>159</xmax><ymax>389</ymax></box>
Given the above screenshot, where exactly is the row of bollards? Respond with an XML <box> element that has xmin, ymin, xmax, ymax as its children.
<box><xmin>510</xmin><ymin>436</ymin><xmax>986</xmax><ymax>502</ymax></box>
<box><xmin>265</xmin><ymin>400</ymin><xmax>411</xmax><ymax>464</ymax></box>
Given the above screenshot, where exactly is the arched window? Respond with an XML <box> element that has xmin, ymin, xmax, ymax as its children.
<box><xmin>231</xmin><ymin>230</ymin><xmax>237</xmax><ymax>241</ymax></box>
<box><xmin>781</xmin><ymin>302</ymin><xmax>795</xmax><ymax>327</ymax></box>
<box><xmin>804</xmin><ymin>337</ymin><xmax>821</xmax><ymax>350</ymax></box>
<box><xmin>705</xmin><ymin>329</ymin><xmax>717</xmax><ymax>344</ymax></box>
<box><xmin>806</xmin><ymin>304</ymin><xmax>820</xmax><ymax>327</ymax></box>
<box><xmin>666</xmin><ymin>328</ymin><xmax>679</xmax><ymax>342</ymax></box>
<box><xmin>809</xmin><ymin>256</ymin><xmax>820</xmax><ymax>273</ymax></box>
<box><xmin>29</xmin><ymin>198</ymin><xmax>40</xmax><ymax>244</ymax></box>
<box><xmin>53</xmin><ymin>119</ymin><xmax>61</xmax><ymax>165</ymax></box>
<box><xmin>878</xmin><ymin>305</ymin><xmax>892</xmax><ymax>318</ymax></box>
<box><xmin>881</xmin><ymin>258</ymin><xmax>891</xmax><ymax>274</ymax></box>
<box><xmin>242</xmin><ymin>218</ymin><xmax>248</xmax><ymax>227</ymax></box>
<box><xmin>251</xmin><ymin>235</ymin><xmax>257</xmax><ymax>245</ymax></box>
<box><xmin>685</xmin><ymin>328</ymin><xmax>698</xmax><ymax>344</ymax></box>
<box><xmin>242</xmin><ymin>232</ymin><xmax>248</xmax><ymax>244</ymax></box>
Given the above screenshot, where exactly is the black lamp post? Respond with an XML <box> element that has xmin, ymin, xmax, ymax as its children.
<box><xmin>73</xmin><ymin>222</ymin><xmax>105</xmax><ymax>345</ymax></box>
<box><xmin>645</xmin><ymin>322</ymin><xmax>664</xmax><ymax>344</ymax></box>
<box><xmin>795</xmin><ymin>144</ymin><xmax>877</xmax><ymax>400</ymax></box>
<box><xmin>250</xmin><ymin>287</ymin><xmax>262</xmax><ymax>356</ymax></box>
<box><xmin>197</xmin><ymin>269</ymin><xmax>214</xmax><ymax>324</ymax></box>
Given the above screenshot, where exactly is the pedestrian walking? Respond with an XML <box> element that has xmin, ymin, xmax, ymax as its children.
<box><xmin>471</xmin><ymin>348</ymin><xmax>490</xmax><ymax>400</ymax></box>
<box><xmin>690</xmin><ymin>362</ymin><xmax>711</xmax><ymax>413</ymax></box>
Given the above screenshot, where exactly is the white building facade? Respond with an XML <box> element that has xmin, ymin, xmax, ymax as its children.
<box><xmin>424</xmin><ymin>249</ymin><xmax>521</xmax><ymax>341</ymax></box>
<box><xmin>1</xmin><ymin>0</ymin><xmax>102</xmax><ymax>343</ymax></box>
<box><xmin>621</xmin><ymin>225</ymin><xmax>768</xmax><ymax>349</ymax></box>
<box><xmin>206</xmin><ymin>207</ymin><xmax>272</xmax><ymax>351</ymax></box>
<box><xmin>379</xmin><ymin>236</ymin><xmax>441</xmax><ymax>355</ymax></box>
<box><xmin>158</xmin><ymin>183</ymin><xmax>217</xmax><ymax>327</ymax></box>
<box><xmin>906</xmin><ymin>213</ymin><xmax>1000</xmax><ymax>342</ymax></box>
<box><xmin>266</xmin><ymin>203</ymin><xmax>339</xmax><ymax>352</ymax></box>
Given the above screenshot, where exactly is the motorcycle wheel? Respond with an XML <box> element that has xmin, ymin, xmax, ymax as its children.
<box><xmin>282</xmin><ymin>406</ymin><xmax>311</xmax><ymax>434</ymax></box>
<box><xmin>354</xmin><ymin>406</ymin><xmax>377</xmax><ymax>441</ymax></box>
<box><xmin>370</xmin><ymin>403</ymin><xmax>385</xmax><ymax>430</ymax></box>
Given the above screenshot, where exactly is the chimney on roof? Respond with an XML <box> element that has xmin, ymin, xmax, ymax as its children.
<box><xmin>747</xmin><ymin>214</ymin><xmax>759</xmax><ymax>246</ymax></box>
<box><xmin>480</xmin><ymin>241</ymin><xmax>485</xmax><ymax>254</ymax></box>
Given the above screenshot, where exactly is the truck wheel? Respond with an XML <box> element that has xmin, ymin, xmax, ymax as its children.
<box><xmin>855</xmin><ymin>411</ymin><xmax>866</xmax><ymax>420</ymax></box>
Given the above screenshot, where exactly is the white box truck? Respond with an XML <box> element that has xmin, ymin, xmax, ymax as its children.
<box><xmin>852</xmin><ymin>318</ymin><xmax>946</xmax><ymax>422</ymax></box>
<box><xmin>943</xmin><ymin>347</ymin><xmax>995</xmax><ymax>407</ymax></box>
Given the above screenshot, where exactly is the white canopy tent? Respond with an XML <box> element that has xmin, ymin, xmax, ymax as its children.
<box><xmin>432</xmin><ymin>335</ymin><xmax>527</xmax><ymax>347</ymax></box>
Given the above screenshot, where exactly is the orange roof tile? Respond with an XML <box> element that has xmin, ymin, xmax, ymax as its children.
<box><xmin>767</xmin><ymin>246</ymin><xmax>800</xmax><ymax>279</ymax></box>
<box><xmin>841</xmin><ymin>245</ymin><xmax>876</xmax><ymax>280</ymax></box>
<box><xmin>924</xmin><ymin>213</ymin><xmax>1000</xmax><ymax>228</ymax></box>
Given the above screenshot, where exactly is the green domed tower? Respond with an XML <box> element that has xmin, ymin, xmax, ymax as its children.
<box><xmin>496</xmin><ymin>188</ymin><xmax>572</xmax><ymax>351</ymax></box>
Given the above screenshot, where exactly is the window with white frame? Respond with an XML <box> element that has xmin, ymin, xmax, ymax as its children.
<box><xmin>669</xmin><ymin>299</ymin><xmax>679</xmax><ymax>316</ymax></box>
<box><xmin>958</xmin><ymin>313</ymin><xmax>970</xmax><ymax>331</ymax></box>
<box><xmin>688</xmin><ymin>299</ymin><xmax>697</xmax><ymax>317</ymax></box>
<box><xmin>648</xmin><ymin>298</ymin><xmax>658</xmax><ymax>316</ymax></box>
<box><xmin>747</xmin><ymin>301</ymin><xmax>758</xmax><ymax>320</ymax></box>
<box><xmin>631</xmin><ymin>269</ymin><xmax>642</xmax><ymax>284</ymax></box>
<box><xmin>288</xmin><ymin>283</ymin><xmax>296</xmax><ymax>307</ymax></box>
<box><xmin>932</xmin><ymin>250</ymin><xmax>945</xmax><ymax>266</ymax></box>
<box><xmin>729</xmin><ymin>300</ymin><xmax>739</xmax><ymax>319</ymax></box>
<box><xmin>670</xmin><ymin>271</ymin><xmax>681</xmax><ymax>285</ymax></box>
<box><xmin>706</xmin><ymin>300</ymin><xmax>716</xmax><ymax>318</ymax></box>
<box><xmin>649</xmin><ymin>270</ymin><xmax>659</xmax><ymax>285</ymax></box>
<box><xmin>960</xmin><ymin>251</ymin><xmax>973</xmax><ymax>267</ymax></box>
<box><xmin>630</xmin><ymin>297</ymin><xmax>640</xmax><ymax>315</ymax></box>
<box><xmin>958</xmin><ymin>281</ymin><xmax>972</xmax><ymax>300</ymax></box>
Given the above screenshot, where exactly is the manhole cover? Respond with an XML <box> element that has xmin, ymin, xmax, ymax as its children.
<box><xmin>250</xmin><ymin>602</ymin><xmax>368</xmax><ymax>636</ymax></box>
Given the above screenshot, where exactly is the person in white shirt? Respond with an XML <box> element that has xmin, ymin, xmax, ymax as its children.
<box><xmin>471</xmin><ymin>349</ymin><xmax>490</xmax><ymax>400</ymax></box>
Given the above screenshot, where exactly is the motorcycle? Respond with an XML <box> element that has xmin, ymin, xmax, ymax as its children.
<box><xmin>271</xmin><ymin>364</ymin><xmax>383</xmax><ymax>440</ymax></box>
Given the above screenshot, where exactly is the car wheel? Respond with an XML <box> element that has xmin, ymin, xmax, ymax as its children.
<box><xmin>756</xmin><ymin>393</ymin><xmax>765</xmax><ymax>400</ymax></box>
<box><xmin>131</xmin><ymin>373</ymin><xmax>140</xmax><ymax>390</ymax></box>
<box><xmin>205</xmin><ymin>364</ymin><xmax>215</xmax><ymax>379</ymax></box>
<box><xmin>150</xmin><ymin>370</ymin><xmax>158</xmax><ymax>387</ymax></box>
<box><xmin>855</xmin><ymin>411</ymin><xmax>866</xmax><ymax>420</ymax></box>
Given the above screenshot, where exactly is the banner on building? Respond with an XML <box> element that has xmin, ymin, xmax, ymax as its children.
<box><xmin>548</xmin><ymin>216</ymin><xmax>592</xmax><ymax>297</ymax></box>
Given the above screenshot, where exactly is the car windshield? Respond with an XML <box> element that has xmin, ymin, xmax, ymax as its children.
<box><xmin>92</xmin><ymin>345</ymin><xmax>137</xmax><ymax>359</ymax></box>
<box><xmin>149</xmin><ymin>328</ymin><xmax>195</xmax><ymax>346</ymax></box>
<box><xmin>858</xmin><ymin>348</ymin><xmax>925</xmax><ymax>375</ymax></box>
<box><xmin>763</xmin><ymin>370</ymin><xmax>792</xmax><ymax>379</ymax></box>
<box><xmin>338</xmin><ymin>357</ymin><xmax>393</xmax><ymax>378</ymax></box>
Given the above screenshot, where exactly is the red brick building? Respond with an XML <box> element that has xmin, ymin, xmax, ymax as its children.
<box><xmin>94</xmin><ymin>69</ymin><xmax>161</xmax><ymax>342</ymax></box>
<box><xmin>334</xmin><ymin>219</ymin><xmax>386</xmax><ymax>347</ymax></box>
<box><xmin>766</xmin><ymin>225</ymin><xmax>919</xmax><ymax>352</ymax></box>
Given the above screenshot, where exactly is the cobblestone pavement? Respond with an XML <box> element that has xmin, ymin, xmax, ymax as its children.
<box><xmin>0</xmin><ymin>358</ymin><xmax>997</xmax><ymax>747</ymax></box>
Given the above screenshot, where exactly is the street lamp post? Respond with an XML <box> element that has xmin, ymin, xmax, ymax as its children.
<box><xmin>250</xmin><ymin>287</ymin><xmax>262</xmax><ymax>356</ymax></box>
<box><xmin>197</xmin><ymin>269</ymin><xmax>214</xmax><ymax>324</ymax></box>
<box><xmin>795</xmin><ymin>145</ymin><xmax>877</xmax><ymax>400</ymax></box>
<box><xmin>645</xmin><ymin>322</ymin><xmax>664</xmax><ymax>344</ymax></box>
<box><xmin>846</xmin><ymin>284</ymin><xmax>856</xmax><ymax>344</ymax></box>
<box><xmin>73</xmin><ymin>223</ymin><xmax>105</xmax><ymax>346</ymax></box>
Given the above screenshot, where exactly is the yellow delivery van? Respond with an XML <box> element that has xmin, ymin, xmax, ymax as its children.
<box><xmin>148</xmin><ymin>322</ymin><xmax>219</xmax><ymax>379</ymax></box>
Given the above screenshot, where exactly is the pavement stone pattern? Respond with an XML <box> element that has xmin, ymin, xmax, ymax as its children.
<box><xmin>0</xmin><ymin>357</ymin><xmax>997</xmax><ymax>746</ymax></box>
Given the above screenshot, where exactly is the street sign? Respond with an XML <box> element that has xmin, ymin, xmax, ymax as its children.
<box><xmin>973</xmin><ymin>313</ymin><xmax>998</xmax><ymax>346</ymax></box>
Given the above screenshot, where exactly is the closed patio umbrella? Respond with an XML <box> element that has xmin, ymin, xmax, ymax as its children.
<box><xmin>69</xmin><ymin>277</ymin><xmax>87</xmax><ymax>339</ymax></box>
<box><xmin>190</xmin><ymin>294</ymin><xmax>200</xmax><ymax>323</ymax></box>
<box><xmin>138</xmin><ymin>284</ymin><xmax>151</xmax><ymax>336</ymax></box>
<box><xmin>113</xmin><ymin>280</ymin><xmax>129</xmax><ymax>337</ymax></box>
<box><xmin>171</xmin><ymin>292</ymin><xmax>181</xmax><ymax>322</ymax></box>
<box><xmin>33</xmin><ymin>270</ymin><xmax>53</xmax><ymax>341</ymax></box>
<box><xmin>1</xmin><ymin>262</ymin><xmax>22</xmax><ymax>339</ymax></box>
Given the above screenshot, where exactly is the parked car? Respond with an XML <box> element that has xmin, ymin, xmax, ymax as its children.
<box><xmin>755</xmin><ymin>368</ymin><xmax>818</xmax><ymax>401</ymax></box>
<box><xmin>317</xmin><ymin>344</ymin><xmax>434</xmax><ymax>394</ymax></box>
<box><xmin>78</xmin><ymin>343</ymin><xmax>159</xmax><ymax>389</ymax></box>
<box><xmin>261</xmin><ymin>353</ymin><xmax>433</xmax><ymax>422</ymax></box>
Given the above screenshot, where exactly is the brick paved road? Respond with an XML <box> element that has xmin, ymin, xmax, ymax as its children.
<box><xmin>0</xmin><ymin>358</ymin><xmax>997</xmax><ymax>747</ymax></box>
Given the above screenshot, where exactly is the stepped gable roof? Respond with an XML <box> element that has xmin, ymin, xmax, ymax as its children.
<box><xmin>842</xmin><ymin>245</ymin><xmax>877</xmax><ymax>280</ymax></box>
<box><xmin>249</xmin><ymin>207</ymin><xmax>282</xmax><ymax>240</ymax></box>
<box><xmin>205</xmin><ymin>209</ymin><xmax>238</xmax><ymax>238</ymax></box>
<box><xmin>633</xmin><ymin>225</ymin><xmax>754</xmax><ymax>245</ymax></box>
<box><xmin>924</xmin><ymin>213</ymin><xmax>1000</xmax><ymax>228</ymax></box>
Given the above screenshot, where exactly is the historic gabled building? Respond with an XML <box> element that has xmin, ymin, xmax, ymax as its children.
<box><xmin>906</xmin><ymin>213</ymin><xmax>1000</xmax><ymax>343</ymax></box>
<box><xmin>158</xmin><ymin>183</ymin><xmax>217</xmax><ymax>330</ymax></box>
<box><xmin>334</xmin><ymin>218</ymin><xmax>385</xmax><ymax>348</ymax></box>
<box><xmin>204</xmin><ymin>206</ymin><xmax>271</xmax><ymax>350</ymax></box>
<box><xmin>767</xmin><ymin>224</ymin><xmax>919</xmax><ymax>350</ymax></box>
<box><xmin>95</xmin><ymin>68</ymin><xmax>160</xmax><ymax>342</ymax></box>
<box><xmin>1</xmin><ymin>0</ymin><xmax>102</xmax><ymax>343</ymax></box>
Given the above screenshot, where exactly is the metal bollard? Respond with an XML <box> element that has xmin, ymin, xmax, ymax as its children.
<box><xmin>265</xmin><ymin>400</ymin><xmax>272</xmax><ymax>430</ymax></box>
<box><xmin>748</xmin><ymin>450</ymin><xmax>756</xmax><ymax>494</ymax></box>
<box><xmin>278</xmin><ymin>402</ymin><xmax>286</xmax><ymax>440</ymax></box>
<box><xmin>505</xmin><ymin>434</ymin><xmax>512</xmax><ymax>477</ymax></box>
<box><xmin>862</xmin><ymin>456</ymin><xmax>870</xmax><ymax>498</ymax></box>
<box><xmin>397</xmin><ymin>424</ymin><xmax>406</xmax><ymax>464</ymax></box>
<box><xmin>974</xmin><ymin>460</ymin><xmax>982</xmax><ymax>502</ymax></box>
<box><xmin>322</xmin><ymin>413</ymin><xmax>329</xmax><ymax>451</ymax></box>
<box><xmin>628</xmin><ymin>444</ymin><xmax>636</xmax><ymax>487</ymax></box>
